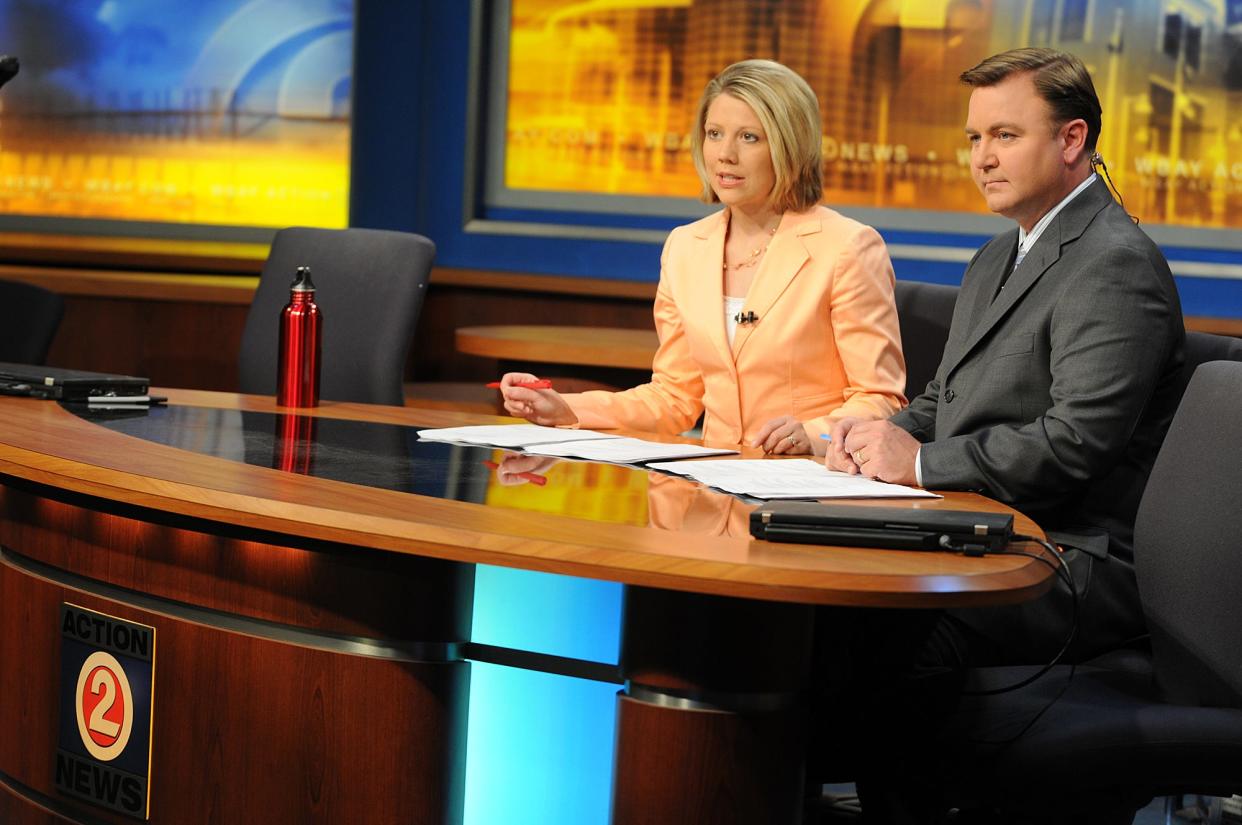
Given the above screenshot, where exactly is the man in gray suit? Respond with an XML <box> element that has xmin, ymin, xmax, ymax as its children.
<box><xmin>828</xmin><ymin>48</ymin><xmax>1185</xmax><ymax>665</ymax></box>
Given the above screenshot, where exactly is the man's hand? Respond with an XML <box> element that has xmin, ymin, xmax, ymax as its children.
<box><xmin>825</xmin><ymin>417</ymin><xmax>863</xmax><ymax>473</ymax></box>
<box><xmin>840</xmin><ymin>420</ymin><xmax>921</xmax><ymax>485</ymax></box>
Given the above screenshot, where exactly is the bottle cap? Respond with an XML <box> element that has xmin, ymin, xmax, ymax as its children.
<box><xmin>290</xmin><ymin>266</ymin><xmax>316</xmax><ymax>292</ymax></box>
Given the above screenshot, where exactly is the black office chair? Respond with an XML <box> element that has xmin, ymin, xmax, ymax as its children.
<box><xmin>238</xmin><ymin>227</ymin><xmax>435</xmax><ymax>405</ymax></box>
<box><xmin>905</xmin><ymin>360</ymin><xmax>1242</xmax><ymax>824</ymax></box>
<box><xmin>0</xmin><ymin>278</ymin><xmax>65</xmax><ymax>365</ymax></box>
<box><xmin>1178</xmin><ymin>330</ymin><xmax>1242</xmax><ymax>397</ymax></box>
<box><xmin>893</xmin><ymin>280</ymin><xmax>958</xmax><ymax>401</ymax></box>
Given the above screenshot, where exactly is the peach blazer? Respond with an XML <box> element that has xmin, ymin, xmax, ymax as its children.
<box><xmin>563</xmin><ymin>205</ymin><xmax>906</xmax><ymax>445</ymax></box>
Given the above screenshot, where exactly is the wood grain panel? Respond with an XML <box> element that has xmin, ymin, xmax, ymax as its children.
<box><xmin>612</xmin><ymin>695</ymin><xmax>806</xmax><ymax>825</ymax></box>
<box><xmin>411</xmin><ymin>283</ymin><xmax>653</xmax><ymax>384</ymax></box>
<box><xmin>621</xmin><ymin>587</ymin><xmax>814</xmax><ymax>694</ymax></box>
<box><xmin>0</xmin><ymin>485</ymin><xmax>472</xmax><ymax>640</ymax></box>
<box><xmin>0</xmin><ymin>784</ymin><xmax>64</xmax><ymax>825</ymax></box>
<box><xmin>45</xmin><ymin>296</ymin><xmax>249</xmax><ymax>392</ymax></box>
<box><xmin>0</xmin><ymin>564</ymin><xmax>468</xmax><ymax>825</ymax></box>
<box><xmin>1186</xmin><ymin>315</ymin><xmax>1242</xmax><ymax>336</ymax></box>
<box><xmin>456</xmin><ymin>325</ymin><xmax>658</xmax><ymax>370</ymax></box>
<box><xmin>611</xmin><ymin>587</ymin><xmax>814</xmax><ymax>824</ymax></box>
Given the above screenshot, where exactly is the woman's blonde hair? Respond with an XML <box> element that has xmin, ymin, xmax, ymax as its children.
<box><xmin>690</xmin><ymin>59</ymin><xmax>823</xmax><ymax>213</ymax></box>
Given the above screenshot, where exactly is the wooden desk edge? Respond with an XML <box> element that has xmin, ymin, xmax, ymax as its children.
<box><xmin>0</xmin><ymin>390</ymin><xmax>1052</xmax><ymax>608</ymax></box>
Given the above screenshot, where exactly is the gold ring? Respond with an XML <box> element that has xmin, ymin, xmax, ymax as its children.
<box><xmin>855</xmin><ymin>451</ymin><xmax>865</xmax><ymax>464</ymax></box>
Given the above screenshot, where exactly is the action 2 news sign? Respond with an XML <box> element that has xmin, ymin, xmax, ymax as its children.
<box><xmin>56</xmin><ymin>604</ymin><xmax>156</xmax><ymax>819</ymax></box>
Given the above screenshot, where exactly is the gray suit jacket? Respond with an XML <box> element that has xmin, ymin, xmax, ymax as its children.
<box><xmin>894</xmin><ymin>178</ymin><xmax>1184</xmax><ymax>555</ymax></box>
<box><xmin>892</xmin><ymin>179</ymin><xmax>1184</xmax><ymax>656</ymax></box>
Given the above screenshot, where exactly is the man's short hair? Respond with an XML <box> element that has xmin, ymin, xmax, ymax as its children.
<box><xmin>960</xmin><ymin>48</ymin><xmax>1102</xmax><ymax>152</ymax></box>
<box><xmin>691</xmin><ymin>59</ymin><xmax>823</xmax><ymax>213</ymax></box>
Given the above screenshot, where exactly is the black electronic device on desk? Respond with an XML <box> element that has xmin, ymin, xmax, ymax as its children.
<box><xmin>750</xmin><ymin>502</ymin><xmax>1013</xmax><ymax>555</ymax></box>
<box><xmin>0</xmin><ymin>362</ymin><xmax>162</xmax><ymax>406</ymax></box>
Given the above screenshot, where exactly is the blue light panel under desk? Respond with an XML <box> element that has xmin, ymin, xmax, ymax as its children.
<box><xmin>466</xmin><ymin>566</ymin><xmax>623</xmax><ymax>825</ymax></box>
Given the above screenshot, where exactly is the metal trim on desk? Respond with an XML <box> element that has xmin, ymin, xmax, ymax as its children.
<box><xmin>0</xmin><ymin>546</ymin><xmax>463</xmax><ymax>664</ymax></box>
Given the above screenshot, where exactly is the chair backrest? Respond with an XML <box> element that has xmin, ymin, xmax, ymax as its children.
<box><xmin>1135</xmin><ymin>360</ymin><xmax>1242</xmax><ymax>708</ymax></box>
<box><xmin>893</xmin><ymin>280</ymin><xmax>959</xmax><ymax>400</ymax></box>
<box><xmin>1177</xmin><ymin>331</ymin><xmax>1242</xmax><ymax>399</ymax></box>
<box><xmin>0</xmin><ymin>278</ymin><xmax>65</xmax><ymax>365</ymax></box>
<box><xmin>238</xmin><ymin>227</ymin><xmax>435</xmax><ymax>405</ymax></box>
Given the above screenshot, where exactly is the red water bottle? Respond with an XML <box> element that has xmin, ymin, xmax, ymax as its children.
<box><xmin>276</xmin><ymin>266</ymin><xmax>322</xmax><ymax>407</ymax></box>
<box><xmin>273</xmin><ymin>413</ymin><xmax>317</xmax><ymax>474</ymax></box>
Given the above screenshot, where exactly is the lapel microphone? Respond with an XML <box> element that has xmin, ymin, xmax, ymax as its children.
<box><xmin>733</xmin><ymin>310</ymin><xmax>758</xmax><ymax>325</ymax></box>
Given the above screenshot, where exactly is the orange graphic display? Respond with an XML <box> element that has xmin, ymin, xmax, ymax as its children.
<box><xmin>503</xmin><ymin>0</ymin><xmax>1242</xmax><ymax>229</ymax></box>
<box><xmin>0</xmin><ymin>135</ymin><xmax>347</xmax><ymax>228</ymax></box>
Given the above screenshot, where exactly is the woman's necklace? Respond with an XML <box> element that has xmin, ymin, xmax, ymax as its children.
<box><xmin>723</xmin><ymin>225</ymin><xmax>777</xmax><ymax>271</ymax></box>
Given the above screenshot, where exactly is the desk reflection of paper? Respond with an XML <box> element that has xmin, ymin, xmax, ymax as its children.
<box><xmin>415</xmin><ymin>424</ymin><xmax>621</xmax><ymax>449</ymax></box>
<box><xmin>525</xmin><ymin>437</ymin><xmax>736</xmax><ymax>464</ymax></box>
<box><xmin>646</xmin><ymin>458</ymin><xmax>941</xmax><ymax>500</ymax></box>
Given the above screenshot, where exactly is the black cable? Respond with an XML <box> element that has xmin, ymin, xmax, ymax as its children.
<box><xmin>1092</xmin><ymin>151</ymin><xmax>1138</xmax><ymax>224</ymax></box>
<box><xmin>963</xmin><ymin>661</ymin><xmax>1077</xmax><ymax>747</ymax></box>
<box><xmin>953</xmin><ymin>535</ymin><xmax>1082</xmax><ymax>746</ymax></box>
<box><xmin>958</xmin><ymin>535</ymin><xmax>1078</xmax><ymax>696</ymax></box>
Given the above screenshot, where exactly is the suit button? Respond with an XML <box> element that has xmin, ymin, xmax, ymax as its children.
<box><xmin>944</xmin><ymin>388</ymin><xmax>956</xmax><ymax>403</ymax></box>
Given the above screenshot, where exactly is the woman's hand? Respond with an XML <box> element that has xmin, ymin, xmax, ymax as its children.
<box><xmin>492</xmin><ymin>453</ymin><xmax>560</xmax><ymax>486</ymax></box>
<box><xmin>499</xmin><ymin>372</ymin><xmax>578</xmax><ymax>427</ymax></box>
<box><xmin>751</xmin><ymin>416</ymin><xmax>814</xmax><ymax>455</ymax></box>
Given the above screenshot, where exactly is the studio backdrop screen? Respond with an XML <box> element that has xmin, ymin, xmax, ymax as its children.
<box><xmin>489</xmin><ymin>0</ymin><xmax>1242</xmax><ymax>235</ymax></box>
<box><xmin>0</xmin><ymin>0</ymin><xmax>352</xmax><ymax>236</ymax></box>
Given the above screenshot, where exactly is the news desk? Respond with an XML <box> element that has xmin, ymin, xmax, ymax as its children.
<box><xmin>0</xmin><ymin>391</ymin><xmax>1050</xmax><ymax>825</ymax></box>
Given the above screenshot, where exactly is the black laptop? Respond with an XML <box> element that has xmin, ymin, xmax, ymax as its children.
<box><xmin>0</xmin><ymin>362</ymin><xmax>151</xmax><ymax>401</ymax></box>
<box><xmin>749</xmin><ymin>501</ymin><xmax>1013</xmax><ymax>554</ymax></box>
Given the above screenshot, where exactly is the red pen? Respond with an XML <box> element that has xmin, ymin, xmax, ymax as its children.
<box><xmin>486</xmin><ymin>379</ymin><xmax>553</xmax><ymax>390</ymax></box>
<box><xmin>482</xmin><ymin>460</ymin><xmax>548</xmax><ymax>486</ymax></box>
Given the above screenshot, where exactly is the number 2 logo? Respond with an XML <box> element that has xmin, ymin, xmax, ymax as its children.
<box><xmin>75</xmin><ymin>651</ymin><xmax>135</xmax><ymax>762</ymax></box>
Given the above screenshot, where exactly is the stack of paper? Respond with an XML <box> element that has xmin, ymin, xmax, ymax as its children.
<box><xmin>415</xmin><ymin>424</ymin><xmax>737</xmax><ymax>464</ymax></box>
<box><xmin>645</xmin><ymin>458</ymin><xmax>940</xmax><ymax>500</ymax></box>
<box><xmin>524</xmin><ymin>436</ymin><xmax>735</xmax><ymax>464</ymax></box>
<box><xmin>416</xmin><ymin>424</ymin><xmax>621</xmax><ymax>449</ymax></box>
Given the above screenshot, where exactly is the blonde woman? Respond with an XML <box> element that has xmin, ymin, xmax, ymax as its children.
<box><xmin>502</xmin><ymin>59</ymin><xmax>905</xmax><ymax>453</ymax></box>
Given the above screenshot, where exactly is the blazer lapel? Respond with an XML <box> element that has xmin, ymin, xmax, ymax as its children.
<box><xmin>685</xmin><ymin>212</ymin><xmax>737</xmax><ymax>374</ymax></box>
<box><xmin>960</xmin><ymin>232</ymin><xmax>1018</xmax><ymax>339</ymax></box>
<box><xmin>943</xmin><ymin>178</ymin><xmax>1113</xmax><ymax>376</ymax></box>
<box><xmin>731</xmin><ymin>211</ymin><xmax>812</xmax><ymax>358</ymax></box>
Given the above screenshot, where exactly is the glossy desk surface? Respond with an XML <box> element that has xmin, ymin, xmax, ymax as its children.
<box><xmin>0</xmin><ymin>389</ymin><xmax>1050</xmax><ymax>607</ymax></box>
